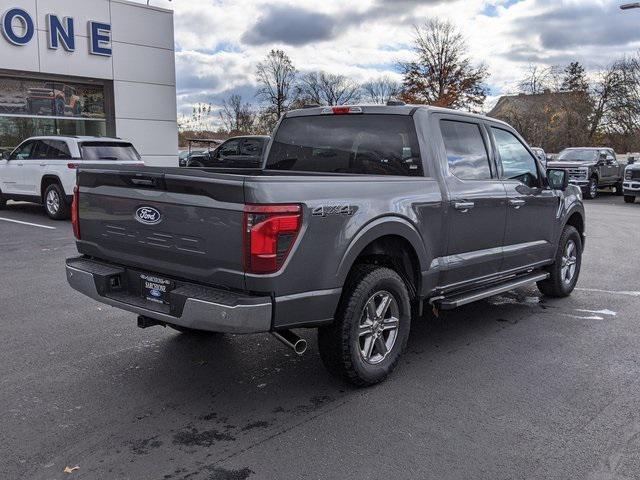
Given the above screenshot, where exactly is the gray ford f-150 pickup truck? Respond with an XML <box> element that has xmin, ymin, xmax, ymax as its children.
<box><xmin>66</xmin><ymin>104</ymin><xmax>586</xmax><ymax>386</ymax></box>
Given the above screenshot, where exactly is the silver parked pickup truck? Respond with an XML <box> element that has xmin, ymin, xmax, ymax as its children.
<box><xmin>66</xmin><ymin>104</ymin><xmax>586</xmax><ymax>386</ymax></box>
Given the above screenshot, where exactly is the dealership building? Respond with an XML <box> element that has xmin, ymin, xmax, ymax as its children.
<box><xmin>0</xmin><ymin>0</ymin><xmax>178</xmax><ymax>165</ymax></box>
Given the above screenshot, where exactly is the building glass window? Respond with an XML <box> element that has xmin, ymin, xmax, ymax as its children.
<box><xmin>0</xmin><ymin>75</ymin><xmax>109</xmax><ymax>152</ymax></box>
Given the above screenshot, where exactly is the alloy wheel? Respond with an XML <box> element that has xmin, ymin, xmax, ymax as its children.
<box><xmin>358</xmin><ymin>291</ymin><xmax>400</xmax><ymax>365</ymax></box>
<box><xmin>561</xmin><ymin>240</ymin><xmax>578</xmax><ymax>285</ymax></box>
<box><xmin>46</xmin><ymin>189</ymin><xmax>60</xmax><ymax>215</ymax></box>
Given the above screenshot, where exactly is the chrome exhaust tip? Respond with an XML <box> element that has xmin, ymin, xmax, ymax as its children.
<box><xmin>272</xmin><ymin>330</ymin><xmax>308</xmax><ymax>355</ymax></box>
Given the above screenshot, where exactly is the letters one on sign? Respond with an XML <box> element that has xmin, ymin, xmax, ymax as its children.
<box><xmin>1</xmin><ymin>7</ymin><xmax>112</xmax><ymax>57</ymax></box>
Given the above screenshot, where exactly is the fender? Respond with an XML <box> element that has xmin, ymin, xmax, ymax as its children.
<box><xmin>336</xmin><ymin>215</ymin><xmax>430</xmax><ymax>285</ymax></box>
<box><xmin>40</xmin><ymin>174</ymin><xmax>63</xmax><ymax>198</ymax></box>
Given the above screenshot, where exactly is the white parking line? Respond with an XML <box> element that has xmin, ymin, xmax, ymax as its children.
<box><xmin>577</xmin><ymin>288</ymin><xmax>640</xmax><ymax>297</ymax></box>
<box><xmin>0</xmin><ymin>217</ymin><xmax>56</xmax><ymax>230</ymax></box>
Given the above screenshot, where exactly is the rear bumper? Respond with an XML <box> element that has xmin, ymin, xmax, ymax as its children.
<box><xmin>65</xmin><ymin>257</ymin><xmax>272</xmax><ymax>334</ymax></box>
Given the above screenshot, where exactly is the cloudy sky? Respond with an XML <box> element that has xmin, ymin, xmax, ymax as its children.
<box><xmin>136</xmin><ymin>0</ymin><xmax>640</xmax><ymax>127</ymax></box>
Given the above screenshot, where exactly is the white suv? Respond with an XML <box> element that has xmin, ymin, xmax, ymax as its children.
<box><xmin>0</xmin><ymin>136</ymin><xmax>143</xmax><ymax>219</ymax></box>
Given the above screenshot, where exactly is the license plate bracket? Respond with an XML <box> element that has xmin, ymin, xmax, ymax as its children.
<box><xmin>140</xmin><ymin>273</ymin><xmax>175</xmax><ymax>305</ymax></box>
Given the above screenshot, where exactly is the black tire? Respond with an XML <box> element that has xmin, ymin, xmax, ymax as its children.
<box><xmin>614</xmin><ymin>182</ymin><xmax>624</xmax><ymax>196</ymax></box>
<box><xmin>318</xmin><ymin>265</ymin><xmax>412</xmax><ymax>387</ymax></box>
<box><xmin>584</xmin><ymin>177</ymin><xmax>598</xmax><ymax>200</ymax></box>
<box><xmin>187</xmin><ymin>159</ymin><xmax>204</xmax><ymax>168</ymax></box>
<box><xmin>43</xmin><ymin>183</ymin><xmax>70</xmax><ymax>220</ymax></box>
<box><xmin>537</xmin><ymin>225</ymin><xmax>582</xmax><ymax>298</ymax></box>
<box><xmin>624</xmin><ymin>195</ymin><xmax>636</xmax><ymax>204</ymax></box>
<box><xmin>0</xmin><ymin>188</ymin><xmax>6</xmax><ymax>210</ymax></box>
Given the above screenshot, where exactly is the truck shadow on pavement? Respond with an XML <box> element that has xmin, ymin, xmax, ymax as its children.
<box><xmin>32</xmin><ymin>285</ymin><xmax>595</xmax><ymax>480</ymax></box>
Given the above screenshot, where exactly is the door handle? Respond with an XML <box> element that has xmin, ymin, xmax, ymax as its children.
<box><xmin>454</xmin><ymin>201</ymin><xmax>475</xmax><ymax>212</ymax></box>
<box><xmin>39</xmin><ymin>163</ymin><xmax>46</xmax><ymax>166</ymax></box>
<box><xmin>509</xmin><ymin>199</ymin><xmax>526</xmax><ymax>209</ymax></box>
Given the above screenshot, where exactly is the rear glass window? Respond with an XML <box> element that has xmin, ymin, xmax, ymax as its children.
<box><xmin>440</xmin><ymin>120</ymin><xmax>492</xmax><ymax>180</ymax></box>
<box><xmin>80</xmin><ymin>142</ymin><xmax>140</xmax><ymax>161</ymax></box>
<box><xmin>266</xmin><ymin>115</ymin><xmax>423</xmax><ymax>176</ymax></box>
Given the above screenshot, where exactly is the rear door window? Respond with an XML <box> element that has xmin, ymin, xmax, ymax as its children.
<box><xmin>218</xmin><ymin>140</ymin><xmax>240</xmax><ymax>159</ymax></box>
<box><xmin>80</xmin><ymin>142</ymin><xmax>140</xmax><ymax>161</ymax></box>
<box><xmin>30</xmin><ymin>141</ymin><xmax>50</xmax><ymax>160</ymax></box>
<box><xmin>266</xmin><ymin>114</ymin><xmax>423</xmax><ymax>176</ymax></box>
<box><xmin>43</xmin><ymin>140</ymin><xmax>71</xmax><ymax>159</ymax></box>
<box><xmin>240</xmin><ymin>139</ymin><xmax>264</xmax><ymax>157</ymax></box>
<box><xmin>440</xmin><ymin>120</ymin><xmax>492</xmax><ymax>180</ymax></box>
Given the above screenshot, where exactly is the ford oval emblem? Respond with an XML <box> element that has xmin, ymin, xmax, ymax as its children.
<box><xmin>135</xmin><ymin>206</ymin><xmax>162</xmax><ymax>225</ymax></box>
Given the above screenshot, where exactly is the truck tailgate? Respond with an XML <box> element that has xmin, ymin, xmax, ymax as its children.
<box><xmin>75</xmin><ymin>166</ymin><xmax>247</xmax><ymax>290</ymax></box>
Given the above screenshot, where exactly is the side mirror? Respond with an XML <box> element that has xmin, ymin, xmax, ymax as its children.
<box><xmin>547</xmin><ymin>168</ymin><xmax>569</xmax><ymax>191</ymax></box>
<box><xmin>628</xmin><ymin>157</ymin><xmax>636</xmax><ymax>165</ymax></box>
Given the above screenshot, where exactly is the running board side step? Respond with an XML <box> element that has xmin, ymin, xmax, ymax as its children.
<box><xmin>434</xmin><ymin>272</ymin><xmax>550</xmax><ymax>310</ymax></box>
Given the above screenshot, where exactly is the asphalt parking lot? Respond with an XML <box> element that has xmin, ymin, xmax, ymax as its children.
<box><xmin>1</xmin><ymin>194</ymin><xmax>639</xmax><ymax>480</ymax></box>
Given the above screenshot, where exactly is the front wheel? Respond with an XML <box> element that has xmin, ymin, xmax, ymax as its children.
<box><xmin>584</xmin><ymin>178</ymin><xmax>598</xmax><ymax>200</ymax></box>
<box><xmin>615</xmin><ymin>182</ymin><xmax>624</xmax><ymax>196</ymax></box>
<box><xmin>624</xmin><ymin>195</ymin><xmax>636</xmax><ymax>204</ymax></box>
<box><xmin>318</xmin><ymin>265</ymin><xmax>411</xmax><ymax>387</ymax></box>
<box><xmin>537</xmin><ymin>225</ymin><xmax>582</xmax><ymax>298</ymax></box>
<box><xmin>43</xmin><ymin>184</ymin><xmax>70</xmax><ymax>220</ymax></box>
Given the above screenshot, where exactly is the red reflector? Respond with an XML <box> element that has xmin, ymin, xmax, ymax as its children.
<box><xmin>71</xmin><ymin>186</ymin><xmax>80</xmax><ymax>239</ymax></box>
<box><xmin>243</xmin><ymin>204</ymin><xmax>302</xmax><ymax>274</ymax></box>
<box><xmin>332</xmin><ymin>106</ymin><xmax>350</xmax><ymax>115</ymax></box>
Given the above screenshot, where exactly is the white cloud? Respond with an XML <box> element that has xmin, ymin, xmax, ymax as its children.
<box><xmin>136</xmin><ymin>0</ymin><xmax>640</xmax><ymax>127</ymax></box>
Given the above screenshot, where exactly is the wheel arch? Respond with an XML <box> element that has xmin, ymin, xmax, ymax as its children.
<box><xmin>40</xmin><ymin>175</ymin><xmax>63</xmax><ymax>200</ymax></box>
<box><xmin>563</xmin><ymin>209</ymin><xmax>586</xmax><ymax>249</ymax></box>
<box><xmin>337</xmin><ymin>217</ymin><xmax>430</xmax><ymax>299</ymax></box>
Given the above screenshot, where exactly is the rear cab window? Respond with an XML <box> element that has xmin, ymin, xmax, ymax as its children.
<box><xmin>266</xmin><ymin>114</ymin><xmax>423</xmax><ymax>176</ymax></box>
<box><xmin>80</xmin><ymin>142</ymin><xmax>140</xmax><ymax>161</ymax></box>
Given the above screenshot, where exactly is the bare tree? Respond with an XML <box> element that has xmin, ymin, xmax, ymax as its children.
<box><xmin>590</xmin><ymin>56</ymin><xmax>640</xmax><ymax>149</ymax></box>
<box><xmin>361</xmin><ymin>76</ymin><xmax>402</xmax><ymax>104</ymax></box>
<box><xmin>298</xmin><ymin>71</ymin><xmax>361</xmax><ymax>106</ymax></box>
<box><xmin>218</xmin><ymin>94</ymin><xmax>255</xmax><ymax>134</ymax></box>
<box><xmin>589</xmin><ymin>60</ymin><xmax>628</xmax><ymax>140</ymax></box>
<box><xmin>180</xmin><ymin>102</ymin><xmax>213</xmax><ymax>131</ymax></box>
<box><xmin>399</xmin><ymin>19</ymin><xmax>489</xmax><ymax>111</ymax></box>
<box><xmin>517</xmin><ymin>65</ymin><xmax>562</xmax><ymax>95</ymax></box>
<box><xmin>255</xmin><ymin>49</ymin><xmax>297</xmax><ymax>123</ymax></box>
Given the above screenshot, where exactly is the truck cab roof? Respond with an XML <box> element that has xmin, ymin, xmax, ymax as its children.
<box><xmin>284</xmin><ymin>104</ymin><xmax>512</xmax><ymax>128</ymax></box>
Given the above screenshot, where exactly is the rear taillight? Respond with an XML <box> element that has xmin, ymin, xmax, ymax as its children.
<box><xmin>67</xmin><ymin>163</ymin><xmax>78</xmax><ymax>169</ymax></box>
<box><xmin>243</xmin><ymin>204</ymin><xmax>302</xmax><ymax>274</ymax></box>
<box><xmin>71</xmin><ymin>186</ymin><xmax>80</xmax><ymax>239</ymax></box>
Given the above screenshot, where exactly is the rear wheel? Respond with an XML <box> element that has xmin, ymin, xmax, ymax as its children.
<box><xmin>584</xmin><ymin>177</ymin><xmax>598</xmax><ymax>200</ymax></box>
<box><xmin>537</xmin><ymin>225</ymin><xmax>582</xmax><ymax>298</ymax></box>
<box><xmin>43</xmin><ymin>183</ymin><xmax>70</xmax><ymax>220</ymax></box>
<box><xmin>624</xmin><ymin>195</ymin><xmax>636</xmax><ymax>204</ymax></box>
<box><xmin>318</xmin><ymin>265</ymin><xmax>411</xmax><ymax>387</ymax></box>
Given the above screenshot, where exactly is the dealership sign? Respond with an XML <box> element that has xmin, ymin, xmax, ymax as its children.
<box><xmin>1</xmin><ymin>7</ymin><xmax>112</xmax><ymax>57</ymax></box>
